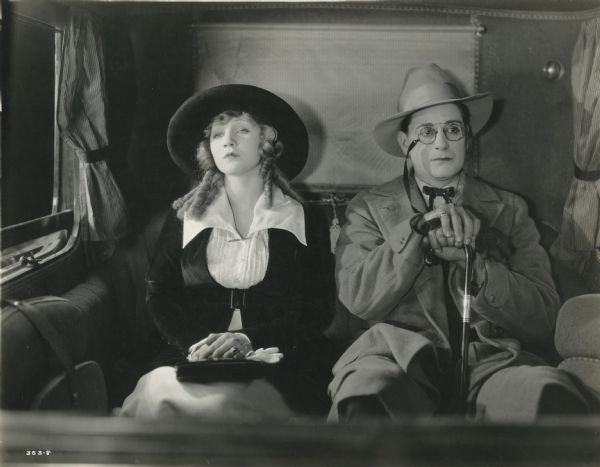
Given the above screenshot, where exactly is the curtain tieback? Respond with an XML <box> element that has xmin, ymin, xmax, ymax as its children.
<box><xmin>574</xmin><ymin>164</ymin><xmax>600</xmax><ymax>182</ymax></box>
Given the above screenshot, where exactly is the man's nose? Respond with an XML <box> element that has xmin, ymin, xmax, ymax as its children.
<box><xmin>433</xmin><ymin>127</ymin><xmax>449</xmax><ymax>149</ymax></box>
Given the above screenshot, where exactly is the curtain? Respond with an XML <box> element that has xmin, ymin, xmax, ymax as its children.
<box><xmin>58</xmin><ymin>9</ymin><xmax>128</xmax><ymax>242</ymax></box>
<box><xmin>551</xmin><ymin>17</ymin><xmax>600</xmax><ymax>290</ymax></box>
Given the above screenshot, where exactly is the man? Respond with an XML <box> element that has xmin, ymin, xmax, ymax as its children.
<box><xmin>328</xmin><ymin>64</ymin><xmax>589</xmax><ymax>421</ymax></box>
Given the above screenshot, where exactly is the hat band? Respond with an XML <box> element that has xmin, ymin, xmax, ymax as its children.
<box><xmin>399</xmin><ymin>82</ymin><xmax>462</xmax><ymax>114</ymax></box>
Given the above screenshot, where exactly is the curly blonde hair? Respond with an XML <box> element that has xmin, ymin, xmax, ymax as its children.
<box><xmin>172</xmin><ymin>111</ymin><xmax>301</xmax><ymax>219</ymax></box>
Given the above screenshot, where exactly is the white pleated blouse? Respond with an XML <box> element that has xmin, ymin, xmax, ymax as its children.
<box><xmin>182</xmin><ymin>186</ymin><xmax>306</xmax><ymax>330</ymax></box>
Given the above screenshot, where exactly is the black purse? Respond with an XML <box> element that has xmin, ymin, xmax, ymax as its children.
<box><xmin>175</xmin><ymin>359</ymin><xmax>270</xmax><ymax>383</ymax></box>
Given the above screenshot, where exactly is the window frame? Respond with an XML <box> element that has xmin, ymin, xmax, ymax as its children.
<box><xmin>0</xmin><ymin>12</ymin><xmax>79</xmax><ymax>286</ymax></box>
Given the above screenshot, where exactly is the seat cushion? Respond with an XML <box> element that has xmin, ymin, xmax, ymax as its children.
<box><xmin>555</xmin><ymin>294</ymin><xmax>600</xmax><ymax>360</ymax></box>
<box><xmin>107</xmin><ymin>209</ymin><xmax>169</xmax><ymax>359</ymax></box>
<box><xmin>558</xmin><ymin>358</ymin><xmax>600</xmax><ymax>404</ymax></box>
<box><xmin>0</xmin><ymin>296</ymin><xmax>103</xmax><ymax>410</ymax></box>
<box><xmin>32</xmin><ymin>361</ymin><xmax>107</xmax><ymax>413</ymax></box>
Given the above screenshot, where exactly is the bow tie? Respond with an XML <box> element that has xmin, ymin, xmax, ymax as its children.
<box><xmin>422</xmin><ymin>185</ymin><xmax>456</xmax><ymax>210</ymax></box>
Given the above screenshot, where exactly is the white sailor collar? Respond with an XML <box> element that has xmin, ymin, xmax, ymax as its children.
<box><xmin>183</xmin><ymin>185</ymin><xmax>306</xmax><ymax>247</ymax></box>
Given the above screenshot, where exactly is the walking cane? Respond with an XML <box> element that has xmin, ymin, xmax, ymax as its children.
<box><xmin>458</xmin><ymin>244</ymin><xmax>475</xmax><ymax>414</ymax></box>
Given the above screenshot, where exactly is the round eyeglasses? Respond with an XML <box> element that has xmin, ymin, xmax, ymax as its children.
<box><xmin>415</xmin><ymin>122</ymin><xmax>465</xmax><ymax>145</ymax></box>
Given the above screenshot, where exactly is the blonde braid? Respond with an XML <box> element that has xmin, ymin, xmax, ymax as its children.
<box><xmin>261</xmin><ymin>155</ymin><xmax>275</xmax><ymax>208</ymax></box>
<box><xmin>172</xmin><ymin>183</ymin><xmax>200</xmax><ymax>212</ymax></box>
<box><xmin>272</xmin><ymin>165</ymin><xmax>303</xmax><ymax>203</ymax></box>
<box><xmin>259</xmin><ymin>127</ymin><xmax>283</xmax><ymax>207</ymax></box>
<box><xmin>173</xmin><ymin>139</ymin><xmax>224</xmax><ymax>219</ymax></box>
<box><xmin>258</xmin><ymin>125</ymin><xmax>304</xmax><ymax>205</ymax></box>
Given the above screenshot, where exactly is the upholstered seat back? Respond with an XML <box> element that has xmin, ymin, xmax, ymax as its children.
<box><xmin>555</xmin><ymin>294</ymin><xmax>600</xmax><ymax>402</ymax></box>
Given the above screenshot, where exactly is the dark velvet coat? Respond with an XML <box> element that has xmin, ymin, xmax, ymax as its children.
<box><xmin>145</xmin><ymin>209</ymin><xmax>332</xmax><ymax>413</ymax></box>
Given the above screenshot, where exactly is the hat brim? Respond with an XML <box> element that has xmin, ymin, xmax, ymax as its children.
<box><xmin>373</xmin><ymin>92</ymin><xmax>493</xmax><ymax>157</ymax></box>
<box><xmin>167</xmin><ymin>84</ymin><xmax>309</xmax><ymax>180</ymax></box>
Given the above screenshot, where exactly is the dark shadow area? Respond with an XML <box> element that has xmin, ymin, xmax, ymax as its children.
<box><xmin>110</xmin><ymin>17</ymin><xmax>195</xmax><ymax>233</ymax></box>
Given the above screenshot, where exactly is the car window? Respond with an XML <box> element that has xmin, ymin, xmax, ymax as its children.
<box><xmin>1</xmin><ymin>13</ymin><xmax>76</xmax><ymax>283</ymax></box>
<box><xmin>2</xmin><ymin>16</ymin><xmax>58</xmax><ymax>227</ymax></box>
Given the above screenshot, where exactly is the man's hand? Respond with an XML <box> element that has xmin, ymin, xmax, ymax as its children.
<box><xmin>187</xmin><ymin>332</ymin><xmax>253</xmax><ymax>361</ymax></box>
<box><xmin>423</xmin><ymin>204</ymin><xmax>486</xmax><ymax>286</ymax></box>
<box><xmin>420</xmin><ymin>203</ymin><xmax>482</xmax><ymax>269</ymax></box>
<box><xmin>422</xmin><ymin>230</ymin><xmax>487</xmax><ymax>286</ymax></box>
<box><xmin>423</xmin><ymin>204</ymin><xmax>481</xmax><ymax>249</ymax></box>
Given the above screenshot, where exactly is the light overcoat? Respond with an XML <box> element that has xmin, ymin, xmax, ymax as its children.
<box><xmin>328</xmin><ymin>173</ymin><xmax>561</xmax><ymax>416</ymax></box>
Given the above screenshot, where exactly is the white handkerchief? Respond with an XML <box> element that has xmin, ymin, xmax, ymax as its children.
<box><xmin>245</xmin><ymin>347</ymin><xmax>284</xmax><ymax>364</ymax></box>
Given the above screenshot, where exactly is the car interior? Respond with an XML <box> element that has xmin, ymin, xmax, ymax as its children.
<box><xmin>1</xmin><ymin>0</ymin><xmax>599</xmax><ymax>465</ymax></box>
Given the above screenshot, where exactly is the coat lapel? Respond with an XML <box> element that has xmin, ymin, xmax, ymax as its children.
<box><xmin>369</xmin><ymin>178</ymin><xmax>413</xmax><ymax>239</ymax></box>
<box><xmin>459</xmin><ymin>176</ymin><xmax>506</xmax><ymax>230</ymax></box>
<box><xmin>368</xmin><ymin>175</ymin><xmax>452</xmax><ymax>349</ymax></box>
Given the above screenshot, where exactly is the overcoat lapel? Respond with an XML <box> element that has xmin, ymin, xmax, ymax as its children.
<box><xmin>369</xmin><ymin>178</ymin><xmax>411</xmax><ymax>236</ymax></box>
<box><xmin>459</xmin><ymin>177</ymin><xmax>506</xmax><ymax>230</ymax></box>
<box><xmin>369</xmin><ymin>172</ymin><xmax>451</xmax><ymax>349</ymax></box>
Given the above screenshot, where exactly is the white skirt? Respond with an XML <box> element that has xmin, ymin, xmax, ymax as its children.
<box><xmin>119</xmin><ymin>366</ymin><xmax>294</xmax><ymax>421</ymax></box>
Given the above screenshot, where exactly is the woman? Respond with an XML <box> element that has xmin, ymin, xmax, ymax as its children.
<box><xmin>120</xmin><ymin>84</ymin><xmax>331</xmax><ymax>419</ymax></box>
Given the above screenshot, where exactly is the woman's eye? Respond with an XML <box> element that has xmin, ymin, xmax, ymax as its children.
<box><xmin>238</xmin><ymin>128</ymin><xmax>250</xmax><ymax>134</ymax></box>
<box><xmin>211</xmin><ymin>132</ymin><xmax>223</xmax><ymax>139</ymax></box>
<box><xmin>447</xmin><ymin>125</ymin><xmax>461</xmax><ymax>134</ymax></box>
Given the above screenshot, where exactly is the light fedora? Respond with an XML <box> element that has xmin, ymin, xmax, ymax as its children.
<box><xmin>373</xmin><ymin>64</ymin><xmax>493</xmax><ymax>156</ymax></box>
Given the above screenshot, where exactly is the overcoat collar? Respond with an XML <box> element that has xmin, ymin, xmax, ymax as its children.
<box><xmin>460</xmin><ymin>175</ymin><xmax>506</xmax><ymax>229</ymax></box>
<box><xmin>370</xmin><ymin>172</ymin><xmax>506</xmax><ymax>231</ymax></box>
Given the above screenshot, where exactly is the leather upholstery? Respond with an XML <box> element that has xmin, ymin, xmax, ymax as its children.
<box><xmin>1</xmin><ymin>296</ymin><xmax>93</xmax><ymax>409</ymax></box>
<box><xmin>555</xmin><ymin>294</ymin><xmax>600</xmax><ymax>359</ymax></box>
<box><xmin>555</xmin><ymin>294</ymin><xmax>600</xmax><ymax>403</ymax></box>
<box><xmin>100</xmin><ymin>210</ymin><xmax>170</xmax><ymax>362</ymax></box>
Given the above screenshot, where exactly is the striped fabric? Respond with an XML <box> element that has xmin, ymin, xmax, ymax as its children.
<box><xmin>552</xmin><ymin>17</ymin><xmax>600</xmax><ymax>287</ymax></box>
<box><xmin>57</xmin><ymin>9</ymin><xmax>128</xmax><ymax>241</ymax></box>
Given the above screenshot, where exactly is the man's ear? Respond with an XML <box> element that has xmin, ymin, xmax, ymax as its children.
<box><xmin>397</xmin><ymin>130</ymin><xmax>410</xmax><ymax>154</ymax></box>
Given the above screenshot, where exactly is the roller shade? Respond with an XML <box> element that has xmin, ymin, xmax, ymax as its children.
<box><xmin>193</xmin><ymin>23</ymin><xmax>478</xmax><ymax>189</ymax></box>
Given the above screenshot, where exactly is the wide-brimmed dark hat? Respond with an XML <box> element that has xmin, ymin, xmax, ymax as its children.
<box><xmin>374</xmin><ymin>64</ymin><xmax>493</xmax><ymax>156</ymax></box>
<box><xmin>167</xmin><ymin>84</ymin><xmax>308</xmax><ymax>180</ymax></box>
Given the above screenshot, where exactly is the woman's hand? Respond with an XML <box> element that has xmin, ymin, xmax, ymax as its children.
<box><xmin>187</xmin><ymin>332</ymin><xmax>253</xmax><ymax>361</ymax></box>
